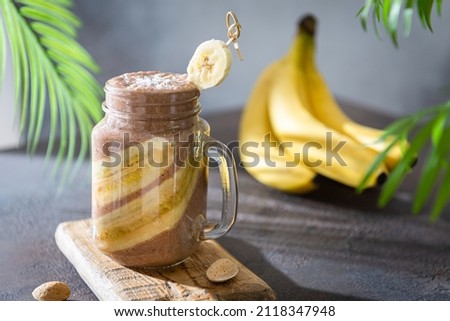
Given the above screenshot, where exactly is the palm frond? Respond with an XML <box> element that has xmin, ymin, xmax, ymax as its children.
<box><xmin>358</xmin><ymin>101</ymin><xmax>450</xmax><ymax>221</ymax></box>
<box><xmin>0</xmin><ymin>0</ymin><xmax>102</xmax><ymax>179</ymax></box>
<box><xmin>357</xmin><ymin>0</ymin><xmax>450</xmax><ymax>220</ymax></box>
<box><xmin>0</xmin><ymin>11</ymin><xmax>6</xmax><ymax>88</ymax></box>
<box><xmin>358</xmin><ymin>0</ymin><xmax>441</xmax><ymax>45</ymax></box>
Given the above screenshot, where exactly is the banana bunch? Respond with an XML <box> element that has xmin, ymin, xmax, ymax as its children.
<box><xmin>239</xmin><ymin>15</ymin><xmax>406</xmax><ymax>193</ymax></box>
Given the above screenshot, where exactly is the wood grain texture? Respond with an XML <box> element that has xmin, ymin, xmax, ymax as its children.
<box><xmin>55</xmin><ymin>219</ymin><xmax>276</xmax><ymax>301</ymax></box>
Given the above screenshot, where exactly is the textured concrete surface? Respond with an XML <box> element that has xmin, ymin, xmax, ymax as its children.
<box><xmin>1</xmin><ymin>106</ymin><xmax>449</xmax><ymax>300</ymax></box>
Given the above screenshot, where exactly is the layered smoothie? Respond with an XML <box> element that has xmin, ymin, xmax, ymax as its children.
<box><xmin>91</xmin><ymin>71</ymin><xmax>208</xmax><ymax>268</ymax></box>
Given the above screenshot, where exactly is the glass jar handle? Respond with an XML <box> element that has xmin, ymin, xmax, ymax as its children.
<box><xmin>200</xmin><ymin>136</ymin><xmax>238</xmax><ymax>240</ymax></box>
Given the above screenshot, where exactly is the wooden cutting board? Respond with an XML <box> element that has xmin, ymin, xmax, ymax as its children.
<box><xmin>55</xmin><ymin>219</ymin><xmax>276</xmax><ymax>301</ymax></box>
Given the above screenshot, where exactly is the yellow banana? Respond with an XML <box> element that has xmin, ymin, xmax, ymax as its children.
<box><xmin>299</xmin><ymin>15</ymin><xmax>406</xmax><ymax>171</ymax></box>
<box><xmin>267</xmin><ymin>24</ymin><xmax>387</xmax><ymax>188</ymax></box>
<box><xmin>239</xmin><ymin>61</ymin><xmax>317</xmax><ymax>193</ymax></box>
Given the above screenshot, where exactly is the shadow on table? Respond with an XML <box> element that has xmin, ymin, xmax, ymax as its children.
<box><xmin>219</xmin><ymin>237</ymin><xmax>366</xmax><ymax>301</ymax></box>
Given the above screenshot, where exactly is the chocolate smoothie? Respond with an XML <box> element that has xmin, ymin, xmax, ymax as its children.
<box><xmin>91</xmin><ymin>71</ymin><xmax>209</xmax><ymax>268</ymax></box>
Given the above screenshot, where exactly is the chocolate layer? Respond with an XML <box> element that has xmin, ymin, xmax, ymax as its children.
<box><xmin>104</xmin><ymin>169</ymin><xmax>208</xmax><ymax>268</ymax></box>
<box><xmin>93</xmin><ymin>164</ymin><xmax>176</xmax><ymax>217</ymax></box>
<box><xmin>104</xmin><ymin>71</ymin><xmax>200</xmax><ymax>116</ymax></box>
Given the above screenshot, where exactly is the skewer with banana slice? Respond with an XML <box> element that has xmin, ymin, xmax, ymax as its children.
<box><xmin>187</xmin><ymin>11</ymin><xmax>243</xmax><ymax>90</ymax></box>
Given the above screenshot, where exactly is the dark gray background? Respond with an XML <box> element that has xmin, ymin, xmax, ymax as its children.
<box><xmin>72</xmin><ymin>0</ymin><xmax>450</xmax><ymax>116</ymax></box>
<box><xmin>2</xmin><ymin>0</ymin><xmax>450</xmax><ymax>148</ymax></box>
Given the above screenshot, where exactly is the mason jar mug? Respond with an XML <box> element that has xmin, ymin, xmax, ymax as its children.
<box><xmin>91</xmin><ymin>71</ymin><xmax>238</xmax><ymax>268</ymax></box>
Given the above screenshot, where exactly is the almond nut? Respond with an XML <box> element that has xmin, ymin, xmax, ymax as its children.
<box><xmin>206</xmin><ymin>258</ymin><xmax>239</xmax><ymax>282</ymax></box>
<box><xmin>32</xmin><ymin>281</ymin><xmax>71</xmax><ymax>301</ymax></box>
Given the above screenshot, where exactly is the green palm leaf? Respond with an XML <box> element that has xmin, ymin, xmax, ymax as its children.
<box><xmin>356</xmin><ymin>0</ymin><xmax>450</xmax><ymax>220</ymax></box>
<box><xmin>0</xmin><ymin>11</ymin><xmax>6</xmax><ymax>89</ymax></box>
<box><xmin>358</xmin><ymin>0</ymin><xmax>440</xmax><ymax>45</ymax></box>
<box><xmin>378</xmin><ymin>117</ymin><xmax>434</xmax><ymax>207</ymax></box>
<box><xmin>0</xmin><ymin>0</ymin><xmax>102</xmax><ymax>180</ymax></box>
<box><xmin>358</xmin><ymin>102</ymin><xmax>450</xmax><ymax>221</ymax></box>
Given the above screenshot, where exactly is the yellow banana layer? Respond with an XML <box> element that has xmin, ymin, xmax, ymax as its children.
<box><xmin>94</xmin><ymin>165</ymin><xmax>186</xmax><ymax>230</ymax></box>
<box><xmin>93</xmin><ymin>137</ymin><xmax>174</xmax><ymax>208</ymax></box>
<box><xmin>93</xmin><ymin>164</ymin><xmax>200</xmax><ymax>253</ymax></box>
<box><xmin>93</xmin><ymin>163</ymin><xmax>173</xmax><ymax>210</ymax></box>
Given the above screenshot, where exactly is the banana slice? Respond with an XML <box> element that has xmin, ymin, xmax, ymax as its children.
<box><xmin>187</xmin><ymin>39</ymin><xmax>232</xmax><ymax>90</ymax></box>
